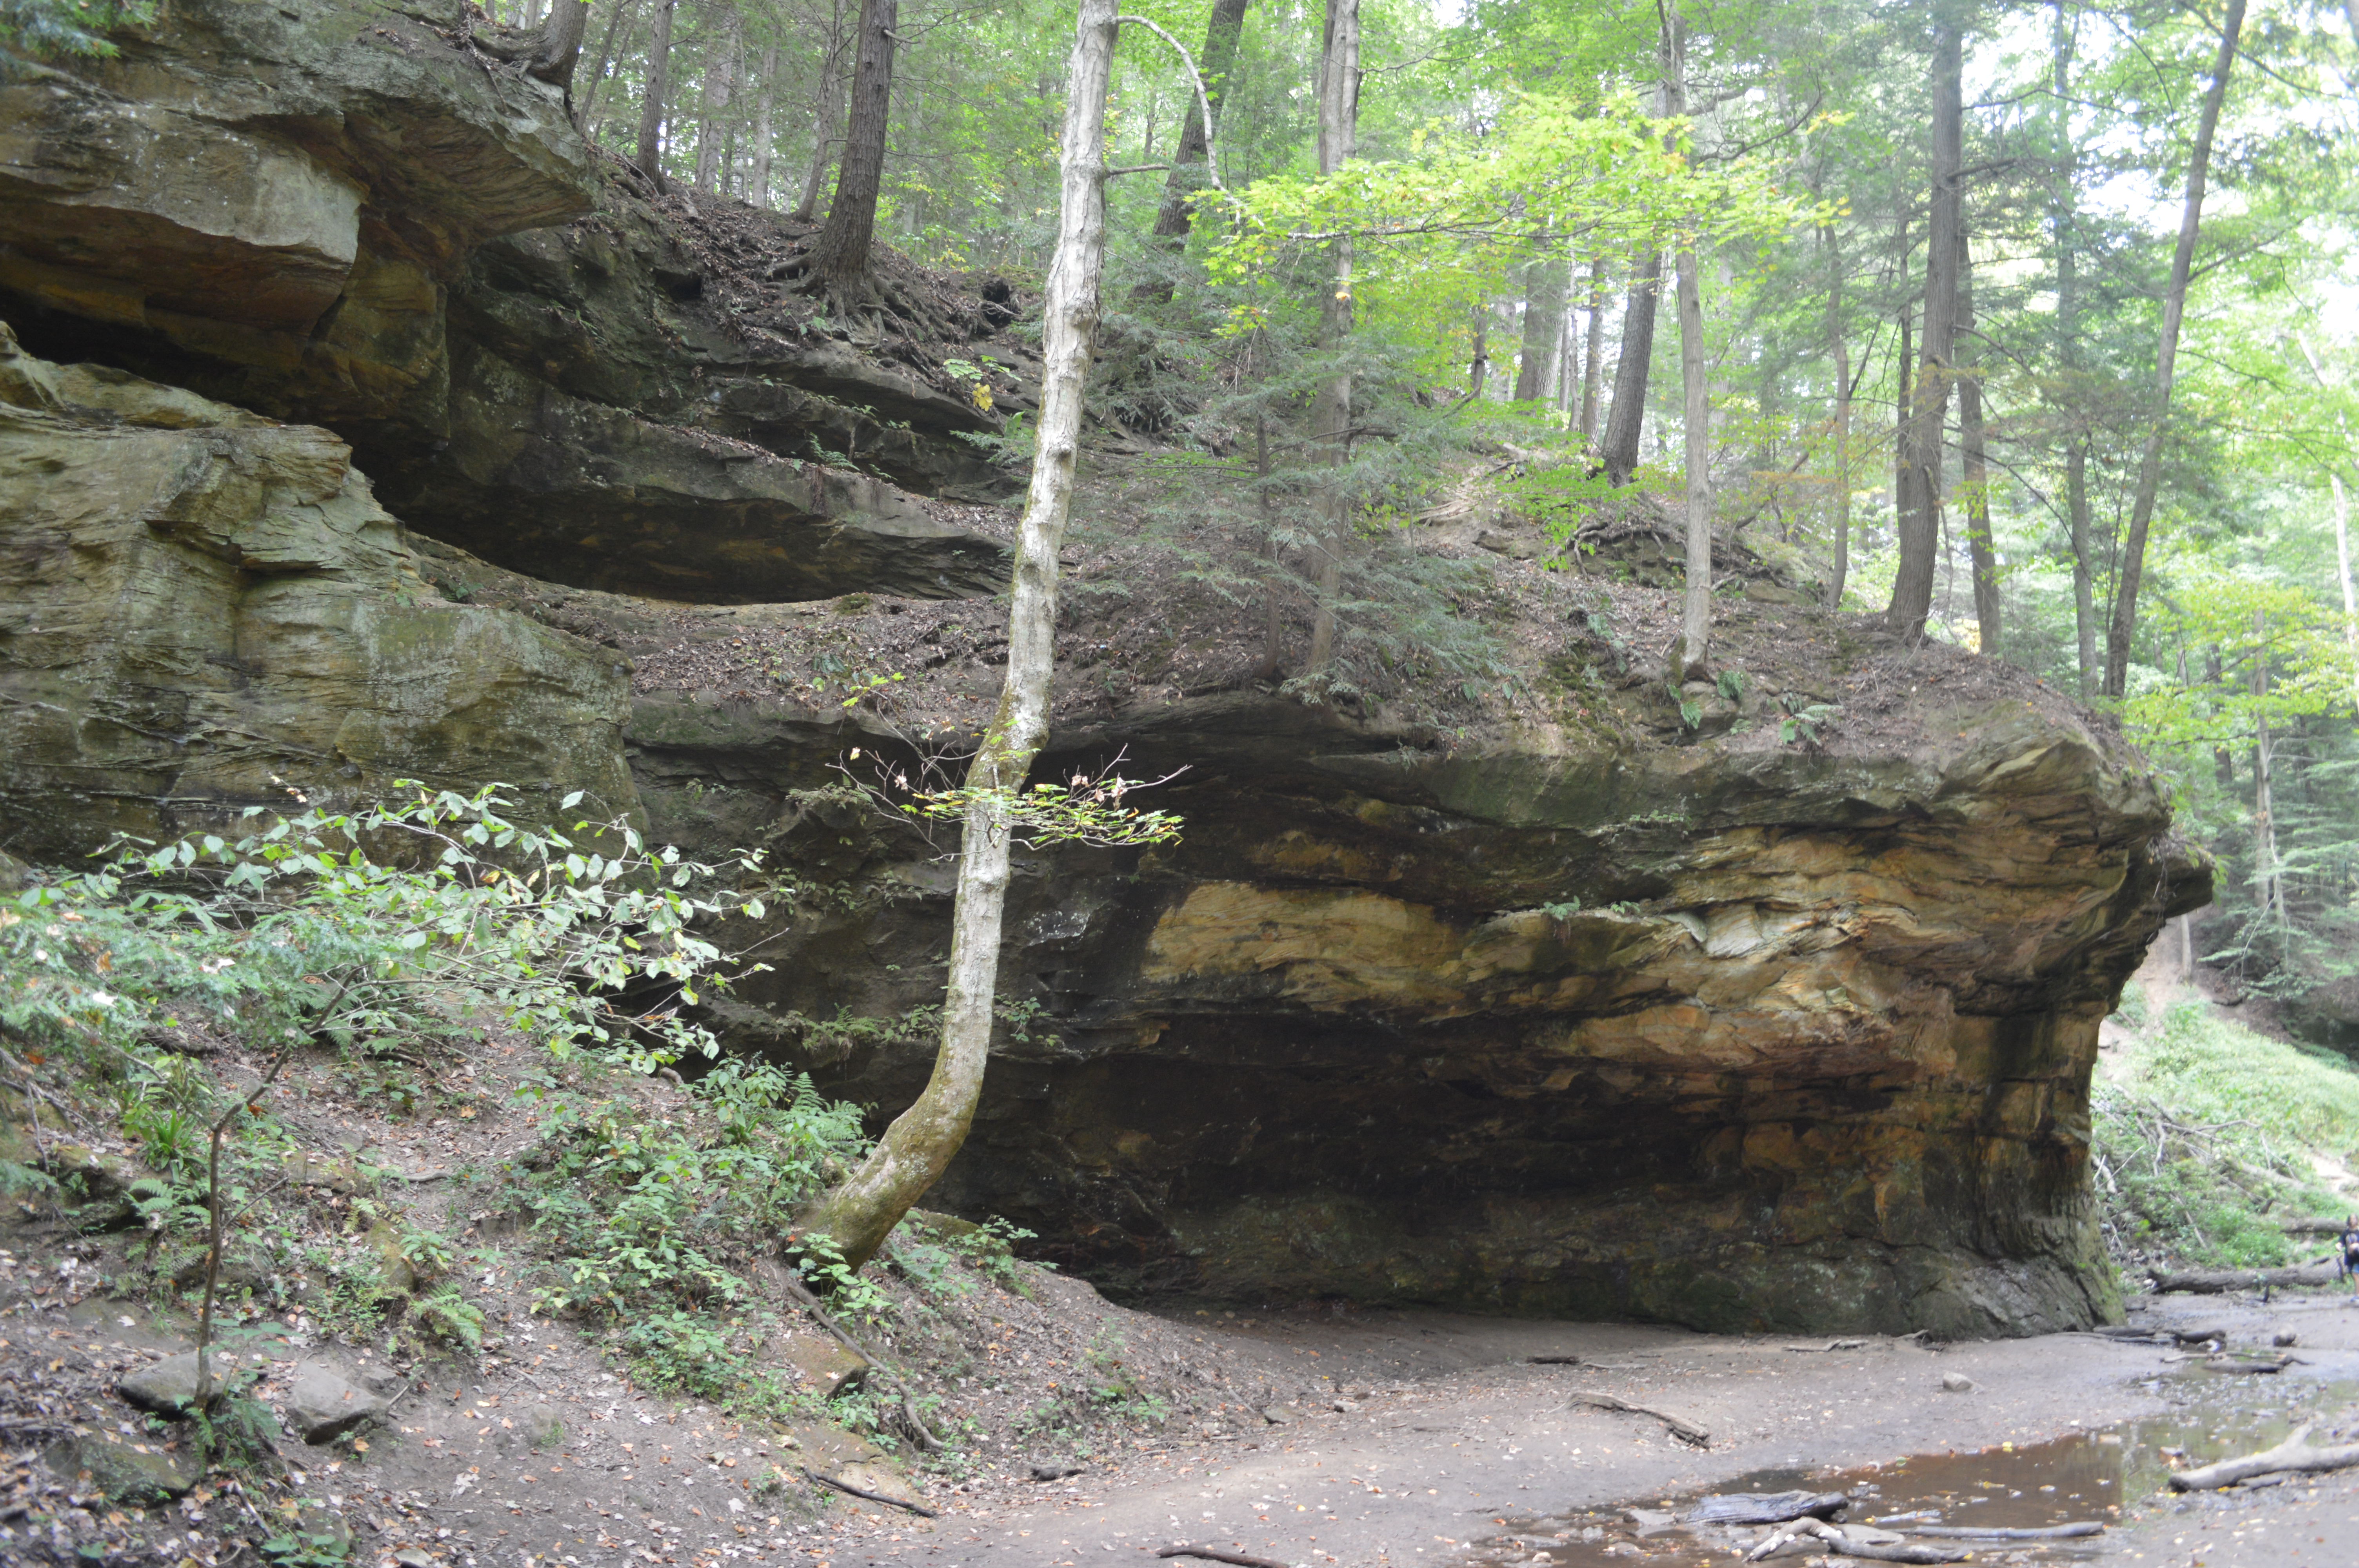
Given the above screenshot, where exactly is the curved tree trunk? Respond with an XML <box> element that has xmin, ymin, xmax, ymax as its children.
<box><xmin>529</xmin><ymin>0</ymin><xmax>591</xmax><ymax>89</ymax></box>
<box><xmin>1886</xmin><ymin>0</ymin><xmax>1963</xmax><ymax>638</ymax></box>
<box><xmin>2102</xmin><ymin>0</ymin><xmax>2247</xmax><ymax>695</ymax></box>
<box><xmin>795</xmin><ymin>0</ymin><xmax>1119</xmax><ymax>1277</ymax></box>
<box><xmin>1151</xmin><ymin>0</ymin><xmax>1250</xmax><ymax>241</ymax></box>
<box><xmin>803</xmin><ymin>0</ymin><xmax>898</xmax><ymax>294</ymax></box>
<box><xmin>634</xmin><ymin>0</ymin><xmax>677</xmax><ymax>188</ymax></box>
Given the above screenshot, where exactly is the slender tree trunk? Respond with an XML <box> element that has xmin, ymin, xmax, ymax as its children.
<box><xmin>2250</xmin><ymin>612</ymin><xmax>2284</xmax><ymax>942</ymax></box>
<box><xmin>1256</xmin><ymin>414</ymin><xmax>1284</xmax><ymax>680</ymax></box>
<box><xmin>1823</xmin><ymin>224</ymin><xmax>1852</xmax><ymax>609</ymax></box>
<box><xmin>750</xmin><ymin>42</ymin><xmax>780</xmax><ymax>206</ymax></box>
<box><xmin>1887</xmin><ymin>0</ymin><xmax>1963</xmax><ymax>637</ymax></box>
<box><xmin>795</xmin><ymin>0</ymin><xmax>848</xmax><ymax>221</ymax></box>
<box><xmin>2101</xmin><ymin>0</ymin><xmax>2248</xmax><ymax>696</ymax></box>
<box><xmin>1957</xmin><ymin>228</ymin><xmax>1998</xmax><ymax>655</ymax></box>
<box><xmin>1599</xmin><ymin>254</ymin><xmax>1661</xmax><ymax>485</ymax></box>
<box><xmin>2051</xmin><ymin>0</ymin><xmax>2096</xmax><ymax>694</ymax></box>
<box><xmin>634</xmin><ymin>0</ymin><xmax>677</xmax><ymax>187</ymax></box>
<box><xmin>2208</xmin><ymin>648</ymin><xmax>2236</xmax><ymax>786</ymax></box>
<box><xmin>1578</xmin><ymin>255</ymin><xmax>1606</xmax><ymax>443</ymax></box>
<box><xmin>803</xmin><ymin>0</ymin><xmax>897</xmax><ymax>291</ymax></box>
<box><xmin>1467</xmin><ymin>313</ymin><xmax>1488</xmax><ymax>398</ymax></box>
<box><xmin>2294</xmin><ymin>338</ymin><xmax>2359</xmax><ymax>716</ymax></box>
<box><xmin>696</xmin><ymin>10</ymin><xmax>742</xmax><ymax>192</ymax></box>
<box><xmin>796</xmin><ymin>0</ymin><xmax>1118</xmax><ymax>1276</ymax></box>
<box><xmin>1513</xmin><ymin>249</ymin><xmax>1568</xmax><ymax>404</ymax></box>
<box><xmin>577</xmin><ymin>0</ymin><xmax>638</xmax><ymax>129</ymax></box>
<box><xmin>1151</xmin><ymin>0</ymin><xmax>1250</xmax><ymax>240</ymax></box>
<box><xmin>1894</xmin><ymin>297</ymin><xmax>1912</xmax><ymax>525</ymax></box>
<box><xmin>1305</xmin><ymin>0</ymin><xmax>1359</xmax><ymax>673</ymax></box>
<box><xmin>1662</xmin><ymin>9</ymin><xmax>1710</xmax><ymax>678</ymax></box>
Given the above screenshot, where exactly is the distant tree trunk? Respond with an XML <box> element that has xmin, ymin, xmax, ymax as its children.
<box><xmin>2102</xmin><ymin>0</ymin><xmax>2247</xmax><ymax>696</ymax></box>
<box><xmin>1513</xmin><ymin>249</ymin><xmax>1568</xmax><ymax>404</ymax></box>
<box><xmin>1957</xmin><ymin>229</ymin><xmax>1998</xmax><ymax>655</ymax></box>
<box><xmin>1887</xmin><ymin>0</ymin><xmax>1963</xmax><ymax>638</ymax></box>
<box><xmin>1599</xmin><ymin>254</ymin><xmax>1661</xmax><ymax>485</ymax></box>
<box><xmin>795</xmin><ymin>0</ymin><xmax>1118</xmax><ymax>1277</ymax></box>
<box><xmin>2051</xmin><ymin>0</ymin><xmax>2095</xmax><ymax>694</ymax></box>
<box><xmin>794</xmin><ymin>0</ymin><xmax>848</xmax><ymax>221</ymax></box>
<box><xmin>2295</xmin><ymin>338</ymin><xmax>2359</xmax><ymax>715</ymax></box>
<box><xmin>2208</xmin><ymin>648</ymin><xmax>2235</xmax><ymax>786</ymax></box>
<box><xmin>802</xmin><ymin>0</ymin><xmax>897</xmax><ymax>292</ymax></box>
<box><xmin>1578</xmin><ymin>256</ymin><xmax>1606</xmax><ymax>443</ymax></box>
<box><xmin>750</xmin><ymin>41</ymin><xmax>780</xmax><ymax>206</ymax></box>
<box><xmin>634</xmin><ymin>0</ymin><xmax>677</xmax><ymax>187</ymax></box>
<box><xmin>1151</xmin><ymin>0</ymin><xmax>1250</xmax><ymax>240</ymax></box>
<box><xmin>1663</xmin><ymin>8</ymin><xmax>1710</xmax><ymax>679</ymax></box>
<box><xmin>1823</xmin><ymin>224</ymin><xmax>1851</xmax><ymax>610</ymax></box>
<box><xmin>1305</xmin><ymin>0</ymin><xmax>1359</xmax><ymax>674</ymax></box>
<box><xmin>2250</xmin><ymin>612</ymin><xmax>2285</xmax><ymax>940</ymax></box>
<box><xmin>1467</xmin><ymin>312</ymin><xmax>1489</xmax><ymax>398</ymax></box>
<box><xmin>696</xmin><ymin>10</ymin><xmax>742</xmax><ymax>193</ymax></box>
<box><xmin>576</xmin><ymin>0</ymin><xmax>638</xmax><ymax>128</ymax></box>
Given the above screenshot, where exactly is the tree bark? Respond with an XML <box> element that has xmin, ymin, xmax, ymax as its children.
<box><xmin>1150</xmin><ymin>0</ymin><xmax>1249</xmax><ymax>240</ymax></box>
<box><xmin>1957</xmin><ymin>228</ymin><xmax>1998</xmax><ymax>654</ymax></box>
<box><xmin>1599</xmin><ymin>254</ymin><xmax>1661</xmax><ymax>485</ymax></box>
<box><xmin>794</xmin><ymin>0</ymin><xmax>1118</xmax><ymax>1276</ymax></box>
<box><xmin>1578</xmin><ymin>255</ymin><xmax>1606</xmax><ymax>443</ymax></box>
<box><xmin>576</xmin><ymin>0</ymin><xmax>638</xmax><ymax>129</ymax></box>
<box><xmin>2052</xmin><ymin>0</ymin><xmax>2096</xmax><ymax>694</ymax></box>
<box><xmin>803</xmin><ymin>0</ymin><xmax>897</xmax><ymax>292</ymax></box>
<box><xmin>794</xmin><ymin>0</ymin><xmax>848</xmax><ymax>222</ymax></box>
<box><xmin>1513</xmin><ymin>249</ymin><xmax>1568</xmax><ymax>404</ymax></box>
<box><xmin>1305</xmin><ymin>0</ymin><xmax>1359</xmax><ymax>673</ymax></box>
<box><xmin>1664</xmin><ymin>8</ymin><xmax>1710</xmax><ymax>679</ymax></box>
<box><xmin>2294</xmin><ymin>338</ymin><xmax>2359</xmax><ymax>715</ymax></box>
<box><xmin>1467</xmin><ymin>312</ymin><xmax>1488</xmax><ymax>398</ymax></box>
<box><xmin>2101</xmin><ymin>0</ymin><xmax>2248</xmax><ymax>696</ymax></box>
<box><xmin>750</xmin><ymin>41</ymin><xmax>780</xmax><ymax>206</ymax></box>
<box><xmin>695</xmin><ymin>9</ymin><xmax>742</xmax><ymax>193</ymax></box>
<box><xmin>1886</xmin><ymin>0</ymin><xmax>1963</xmax><ymax>638</ymax></box>
<box><xmin>528</xmin><ymin>0</ymin><xmax>591</xmax><ymax>89</ymax></box>
<box><xmin>2250</xmin><ymin>610</ymin><xmax>2285</xmax><ymax>941</ymax></box>
<box><xmin>1823</xmin><ymin>224</ymin><xmax>1851</xmax><ymax>609</ymax></box>
<box><xmin>634</xmin><ymin>0</ymin><xmax>677</xmax><ymax>187</ymax></box>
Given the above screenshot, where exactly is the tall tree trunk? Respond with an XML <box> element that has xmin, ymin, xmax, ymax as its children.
<box><xmin>634</xmin><ymin>0</ymin><xmax>677</xmax><ymax>187</ymax></box>
<box><xmin>696</xmin><ymin>10</ymin><xmax>742</xmax><ymax>193</ymax></box>
<box><xmin>577</xmin><ymin>0</ymin><xmax>638</xmax><ymax>128</ymax></box>
<box><xmin>1513</xmin><ymin>249</ymin><xmax>1568</xmax><ymax>404</ymax></box>
<box><xmin>1599</xmin><ymin>254</ymin><xmax>1661</xmax><ymax>485</ymax></box>
<box><xmin>2068</xmin><ymin>441</ymin><xmax>2096</xmax><ymax>691</ymax></box>
<box><xmin>1578</xmin><ymin>255</ymin><xmax>1606</xmax><ymax>443</ymax></box>
<box><xmin>750</xmin><ymin>41</ymin><xmax>780</xmax><ymax>206</ymax></box>
<box><xmin>795</xmin><ymin>0</ymin><xmax>1118</xmax><ymax>1276</ymax></box>
<box><xmin>1823</xmin><ymin>224</ymin><xmax>1852</xmax><ymax>610</ymax></box>
<box><xmin>1663</xmin><ymin>9</ymin><xmax>1710</xmax><ymax>678</ymax></box>
<box><xmin>2294</xmin><ymin>337</ymin><xmax>2359</xmax><ymax>715</ymax></box>
<box><xmin>803</xmin><ymin>0</ymin><xmax>897</xmax><ymax>292</ymax></box>
<box><xmin>1305</xmin><ymin>0</ymin><xmax>1359</xmax><ymax>673</ymax></box>
<box><xmin>2101</xmin><ymin>0</ymin><xmax>2248</xmax><ymax>696</ymax></box>
<box><xmin>2250</xmin><ymin>612</ymin><xmax>2284</xmax><ymax>942</ymax></box>
<box><xmin>2051</xmin><ymin>0</ymin><xmax>2096</xmax><ymax>693</ymax></box>
<box><xmin>1957</xmin><ymin>228</ymin><xmax>1998</xmax><ymax>655</ymax></box>
<box><xmin>2208</xmin><ymin>647</ymin><xmax>2236</xmax><ymax>787</ymax></box>
<box><xmin>1894</xmin><ymin>296</ymin><xmax>1912</xmax><ymax>526</ymax></box>
<box><xmin>794</xmin><ymin>0</ymin><xmax>848</xmax><ymax>221</ymax></box>
<box><xmin>1886</xmin><ymin>0</ymin><xmax>1963</xmax><ymax>637</ymax></box>
<box><xmin>1151</xmin><ymin>0</ymin><xmax>1250</xmax><ymax>240</ymax></box>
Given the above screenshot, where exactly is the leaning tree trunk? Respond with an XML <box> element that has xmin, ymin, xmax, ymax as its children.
<box><xmin>1956</xmin><ymin>228</ymin><xmax>1998</xmax><ymax>655</ymax></box>
<box><xmin>634</xmin><ymin>0</ymin><xmax>677</xmax><ymax>187</ymax></box>
<box><xmin>1151</xmin><ymin>0</ymin><xmax>1250</xmax><ymax>240</ymax></box>
<box><xmin>794</xmin><ymin>0</ymin><xmax>848</xmax><ymax>220</ymax></box>
<box><xmin>529</xmin><ymin>0</ymin><xmax>590</xmax><ymax>88</ymax></box>
<box><xmin>1599</xmin><ymin>253</ymin><xmax>1661</xmax><ymax>485</ymax></box>
<box><xmin>2102</xmin><ymin>0</ymin><xmax>2248</xmax><ymax>696</ymax></box>
<box><xmin>1664</xmin><ymin>7</ymin><xmax>1711</xmax><ymax>679</ymax></box>
<box><xmin>1886</xmin><ymin>0</ymin><xmax>1963</xmax><ymax>638</ymax></box>
<box><xmin>795</xmin><ymin>0</ymin><xmax>1118</xmax><ymax>1277</ymax></box>
<box><xmin>576</xmin><ymin>0</ymin><xmax>639</xmax><ymax>129</ymax></box>
<box><xmin>802</xmin><ymin>0</ymin><xmax>898</xmax><ymax>295</ymax></box>
<box><xmin>1304</xmin><ymin>0</ymin><xmax>1359</xmax><ymax>673</ymax></box>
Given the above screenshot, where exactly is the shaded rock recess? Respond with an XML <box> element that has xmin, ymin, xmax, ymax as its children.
<box><xmin>0</xmin><ymin>0</ymin><xmax>2205</xmax><ymax>1338</ymax></box>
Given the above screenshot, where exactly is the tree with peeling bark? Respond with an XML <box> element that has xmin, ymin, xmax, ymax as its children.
<box><xmin>794</xmin><ymin>0</ymin><xmax>1123</xmax><ymax>1276</ymax></box>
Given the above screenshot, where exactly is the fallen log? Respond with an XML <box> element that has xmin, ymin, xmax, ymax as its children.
<box><xmin>1565</xmin><ymin>1389</ymin><xmax>1710</xmax><ymax>1446</ymax></box>
<box><xmin>2169</xmin><ymin>1424</ymin><xmax>2359</xmax><ymax>1491</ymax></box>
<box><xmin>1685</xmin><ymin>1490</ymin><xmax>1848</xmax><ymax>1526</ymax></box>
<box><xmin>1156</xmin><ymin>1550</ymin><xmax>1287</xmax><ymax>1568</ymax></box>
<box><xmin>1784</xmin><ymin>1520</ymin><xmax>1967</xmax><ymax>1564</ymax></box>
<box><xmin>2199</xmin><ymin>1354</ymin><xmax>2293</xmax><ymax>1374</ymax></box>
<box><xmin>2093</xmin><ymin>1324</ymin><xmax>2229</xmax><ymax>1344</ymax></box>
<box><xmin>1910</xmin><ymin>1522</ymin><xmax>2103</xmax><ymax>1540</ymax></box>
<box><xmin>2147</xmin><ymin>1262</ymin><xmax>2339</xmax><ymax>1294</ymax></box>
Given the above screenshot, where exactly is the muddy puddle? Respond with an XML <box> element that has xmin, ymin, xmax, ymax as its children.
<box><xmin>1460</xmin><ymin>1367</ymin><xmax>2359</xmax><ymax>1567</ymax></box>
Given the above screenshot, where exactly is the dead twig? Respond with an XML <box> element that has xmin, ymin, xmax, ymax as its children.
<box><xmin>799</xmin><ymin>1466</ymin><xmax>938</xmax><ymax>1517</ymax></box>
<box><xmin>1564</xmin><ymin>1389</ymin><xmax>1709</xmax><ymax>1446</ymax></box>
<box><xmin>1156</xmin><ymin>1549</ymin><xmax>1289</xmax><ymax>1568</ymax></box>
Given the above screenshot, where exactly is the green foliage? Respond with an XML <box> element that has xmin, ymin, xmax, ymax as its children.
<box><xmin>0</xmin><ymin>0</ymin><xmax>151</xmax><ymax>60</ymax></box>
<box><xmin>1774</xmin><ymin>694</ymin><xmax>1840</xmax><ymax>747</ymax></box>
<box><xmin>412</xmin><ymin>1286</ymin><xmax>486</xmax><ymax>1353</ymax></box>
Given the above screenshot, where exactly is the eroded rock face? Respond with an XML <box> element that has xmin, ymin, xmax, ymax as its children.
<box><xmin>0</xmin><ymin>0</ymin><xmax>1009</xmax><ymax>605</ymax></box>
<box><xmin>0</xmin><ymin>327</ymin><xmax>636</xmax><ymax>857</ymax></box>
<box><xmin>635</xmin><ymin>690</ymin><xmax>2206</xmax><ymax>1338</ymax></box>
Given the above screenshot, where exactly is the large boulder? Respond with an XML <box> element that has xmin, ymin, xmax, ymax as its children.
<box><xmin>0</xmin><ymin>0</ymin><xmax>1012</xmax><ymax>606</ymax></box>
<box><xmin>0</xmin><ymin>326</ymin><xmax>636</xmax><ymax>858</ymax></box>
<box><xmin>633</xmin><ymin>674</ymin><xmax>2207</xmax><ymax>1339</ymax></box>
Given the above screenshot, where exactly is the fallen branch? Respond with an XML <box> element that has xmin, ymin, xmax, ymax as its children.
<box><xmin>1781</xmin><ymin>1339</ymin><xmax>1868</xmax><ymax>1353</ymax></box>
<box><xmin>2198</xmin><ymin>1354</ymin><xmax>2293</xmax><ymax>1374</ymax></box>
<box><xmin>1156</xmin><ymin>1549</ymin><xmax>1287</xmax><ymax>1568</ymax></box>
<box><xmin>1565</xmin><ymin>1389</ymin><xmax>1709</xmax><ymax>1446</ymax></box>
<box><xmin>1911</xmin><ymin>1522</ymin><xmax>2103</xmax><ymax>1540</ymax></box>
<box><xmin>780</xmin><ymin>1267</ymin><xmax>945</xmax><ymax>1452</ymax></box>
<box><xmin>2148</xmin><ymin>1262</ymin><xmax>2338</xmax><ymax>1294</ymax></box>
<box><xmin>1795</xmin><ymin>1520</ymin><xmax>1967</xmax><ymax>1563</ymax></box>
<box><xmin>799</xmin><ymin>1466</ymin><xmax>939</xmax><ymax>1518</ymax></box>
<box><xmin>2170</xmin><ymin>1424</ymin><xmax>2359</xmax><ymax>1491</ymax></box>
